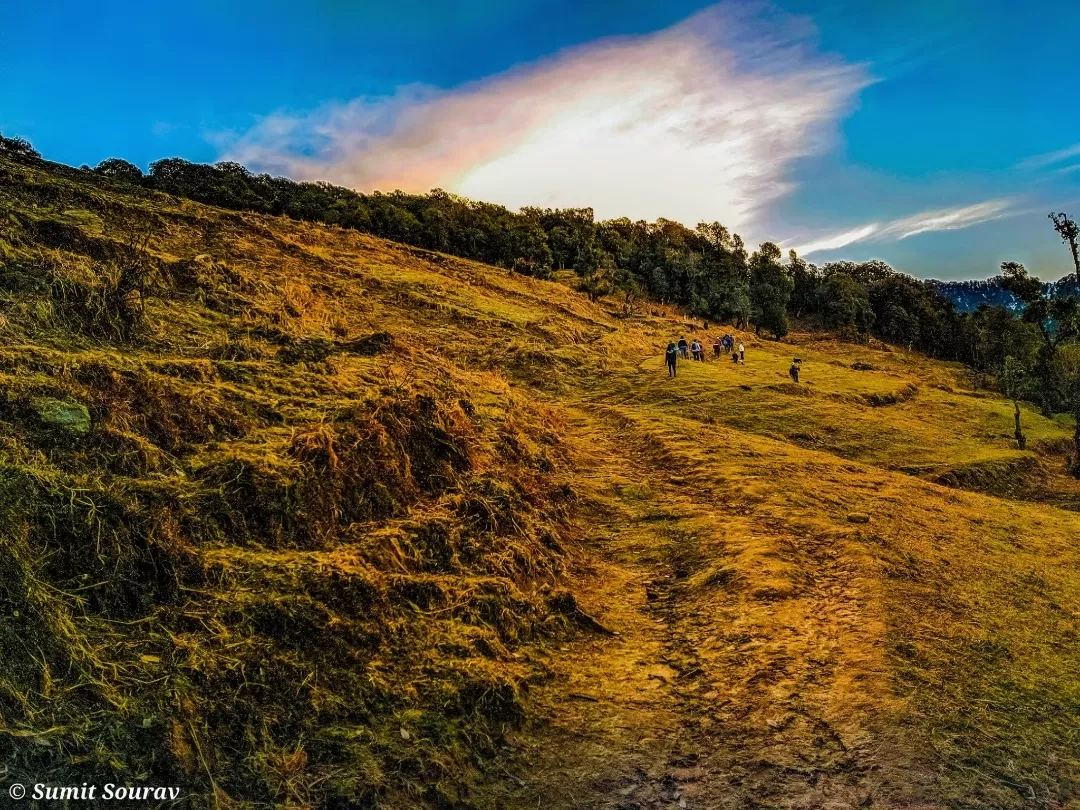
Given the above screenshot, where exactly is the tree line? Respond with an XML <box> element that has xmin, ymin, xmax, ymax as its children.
<box><xmin>4</xmin><ymin>133</ymin><xmax>1080</xmax><ymax>468</ymax></box>
<box><xmin>70</xmin><ymin>148</ymin><xmax>981</xmax><ymax>361</ymax></box>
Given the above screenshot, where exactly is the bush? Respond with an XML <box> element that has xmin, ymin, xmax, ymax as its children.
<box><xmin>46</xmin><ymin>257</ymin><xmax>150</xmax><ymax>342</ymax></box>
<box><xmin>0</xmin><ymin>133</ymin><xmax>41</xmax><ymax>162</ymax></box>
<box><xmin>93</xmin><ymin>158</ymin><xmax>144</xmax><ymax>184</ymax></box>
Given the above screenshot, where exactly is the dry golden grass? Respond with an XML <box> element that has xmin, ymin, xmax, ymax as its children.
<box><xmin>2</xmin><ymin>155</ymin><xmax>1080</xmax><ymax>809</ymax></box>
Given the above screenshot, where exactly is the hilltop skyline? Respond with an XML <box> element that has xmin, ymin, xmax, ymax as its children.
<box><xmin>5</xmin><ymin>0</ymin><xmax>1080</xmax><ymax>279</ymax></box>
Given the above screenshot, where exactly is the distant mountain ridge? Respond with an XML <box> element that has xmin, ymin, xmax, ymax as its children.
<box><xmin>932</xmin><ymin>274</ymin><xmax>1080</xmax><ymax>312</ymax></box>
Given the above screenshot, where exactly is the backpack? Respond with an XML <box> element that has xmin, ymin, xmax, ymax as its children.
<box><xmin>666</xmin><ymin>347</ymin><xmax>678</xmax><ymax>363</ymax></box>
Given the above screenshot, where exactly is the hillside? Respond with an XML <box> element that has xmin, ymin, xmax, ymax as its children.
<box><xmin>3</xmin><ymin>155</ymin><xmax>1080</xmax><ymax>809</ymax></box>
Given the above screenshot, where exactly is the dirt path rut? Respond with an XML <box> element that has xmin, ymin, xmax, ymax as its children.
<box><xmin>484</xmin><ymin>401</ymin><xmax>937</xmax><ymax>809</ymax></box>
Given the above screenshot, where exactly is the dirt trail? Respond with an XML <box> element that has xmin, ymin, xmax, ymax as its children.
<box><xmin>486</xmin><ymin>399</ymin><xmax>938</xmax><ymax>809</ymax></box>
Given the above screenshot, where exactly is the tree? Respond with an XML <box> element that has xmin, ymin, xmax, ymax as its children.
<box><xmin>787</xmin><ymin>250</ymin><xmax>820</xmax><ymax>318</ymax></box>
<box><xmin>818</xmin><ymin>272</ymin><xmax>874</xmax><ymax>340</ymax></box>
<box><xmin>573</xmin><ymin>236</ymin><xmax>601</xmax><ymax>276</ymax></box>
<box><xmin>749</xmin><ymin>242</ymin><xmax>793</xmax><ymax>338</ymax></box>
<box><xmin>999</xmin><ymin>261</ymin><xmax>1076</xmax><ymax>417</ymax></box>
<box><xmin>613</xmin><ymin>267</ymin><xmax>643</xmax><ymax>316</ymax></box>
<box><xmin>702</xmin><ymin>269</ymin><xmax>751</xmax><ymax>327</ymax></box>
<box><xmin>597</xmin><ymin>219</ymin><xmax>632</xmax><ymax>268</ymax></box>
<box><xmin>1050</xmin><ymin>212</ymin><xmax>1080</xmax><ymax>280</ymax></box>
<box><xmin>576</xmin><ymin>267</ymin><xmax>612</xmax><ymax>302</ymax></box>
<box><xmin>0</xmin><ymin>133</ymin><xmax>41</xmax><ymax>162</ymax></box>
<box><xmin>1043</xmin><ymin>214</ymin><xmax>1080</xmax><ymax>475</ymax></box>
<box><xmin>1000</xmin><ymin>257</ymin><xmax>1080</xmax><ymax>475</ymax></box>
<box><xmin>966</xmin><ymin>305</ymin><xmax>1039</xmax><ymax>375</ymax></box>
<box><xmin>849</xmin><ymin>259</ymin><xmax>895</xmax><ymax>286</ymax></box>
<box><xmin>94</xmin><ymin>158</ymin><xmax>144</xmax><ymax>184</ymax></box>
<box><xmin>548</xmin><ymin>226</ymin><xmax>576</xmax><ymax>270</ymax></box>
<box><xmin>1001</xmin><ymin>356</ymin><xmax>1036</xmax><ymax>450</ymax></box>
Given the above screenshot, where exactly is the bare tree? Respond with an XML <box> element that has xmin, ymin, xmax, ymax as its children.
<box><xmin>1044</xmin><ymin>214</ymin><xmax>1080</xmax><ymax>474</ymax></box>
<box><xmin>1050</xmin><ymin>212</ymin><xmax>1080</xmax><ymax>279</ymax></box>
<box><xmin>1001</xmin><ymin>356</ymin><xmax>1031</xmax><ymax>450</ymax></box>
<box><xmin>108</xmin><ymin>214</ymin><xmax>156</xmax><ymax>318</ymax></box>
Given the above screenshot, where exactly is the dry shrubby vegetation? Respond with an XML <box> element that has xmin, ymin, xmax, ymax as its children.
<box><xmin>0</xmin><ymin>156</ymin><xmax>594</xmax><ymax>808</ymax></box>
<box><xmin>5</xmin><ymin>153</ymin><xmax>1080</xmax><ymax>809</ymax></box>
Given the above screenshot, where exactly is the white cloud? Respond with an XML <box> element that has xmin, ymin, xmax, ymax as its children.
<box><xmin>884</xmin><ymin>199</ymin><xmax>1013</xmax><ymax>239</ymax></box>
<box><xmin>792</xmin><ymin>199</ymin><xmax>1014</xmax><ymax>256</ymax></box>
<box><xmin>1016</xmin><ymin>143</ymin><xmax>1080</xmax><ymax>171</ymax></box>
<box><xmin>789</xmin><ymin>223</ymin><xmax>880</xmax><ymax>255</ymax></box>
<box><xmin>219</xmin><ymin>3</ymin><xmax>871</xmax><ymax>233</ymax></box>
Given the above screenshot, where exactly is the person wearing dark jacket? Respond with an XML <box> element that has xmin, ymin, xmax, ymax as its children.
<box><xmin>677</xmin><ymin>337</ymin><xmax>689</xmax><ymax>359</ymax></box>
<box><xmin>789</xmin><ymin>358</ymin><xmax>801</xmax><ymax>383</ymax></box>
<box><xmin>666</xmin><ymin>342</ymin><xmax>679</xmax><ymax>377</ymax></box>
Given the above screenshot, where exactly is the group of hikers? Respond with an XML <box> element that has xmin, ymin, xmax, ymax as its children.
<box><xmin>666</xmin><ymin>334</ymin><xmax>743</xmax><ymax>376</ymax></box>
<box><xmin>664</xmin><ymin>334</ymin><xmax>802</xmax><ymax>383</ymax></box>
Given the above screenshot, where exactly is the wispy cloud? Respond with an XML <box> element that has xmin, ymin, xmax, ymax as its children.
<box><xmin>791</xmin><ymin>223</ymin><xmax>881</xmax><ymax>255</ymax></box>
<box><xmin>218</xmin><ymin>3</ymin><xmax>871</xmax><ymax>232</ymax></box>
<box><xmin>883</xmin><ymin>199</ymin><xmax>1014</xmax><ymax>239</ymax></box>
<box><xmin>1016</xmin><ymin>143</ymin><xmax>1080</xmax><ymax>171</ymax></box>
<box><xmin>792</xmin><ymin>199</ymin><xmax>1014</xmax><ymax>256</ymax></box>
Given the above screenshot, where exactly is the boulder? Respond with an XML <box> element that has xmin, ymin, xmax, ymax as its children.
<box><xmin>31</xmin><ymin>397</ymin><xmax>91</xmax><ymax>435</ymax></box>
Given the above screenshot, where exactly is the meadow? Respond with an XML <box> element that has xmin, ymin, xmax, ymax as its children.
<box><xmin>1</xmin><ymin>154</ymin><xmax>1079</xmax><ymax>808</ymax></box>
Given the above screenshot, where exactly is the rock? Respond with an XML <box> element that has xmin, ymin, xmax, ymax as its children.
<box><xmin>31</xmin><ymin>397</ymin><xmax>91</xmax><ymax>435</ymax></box>
<box><xmin>846</xmin><ymin>512</ymin><xmax>871</xmax><ymax>524</ymax></box>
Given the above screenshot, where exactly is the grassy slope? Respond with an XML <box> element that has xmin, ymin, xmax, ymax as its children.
<box><xmin>3</xmin><ymin>156</ymin><xmax>1080</xmax><ymax>809</ymax></box>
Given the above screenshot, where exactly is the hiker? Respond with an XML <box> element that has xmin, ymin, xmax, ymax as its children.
<box><xmin>665</xmin><ymin>342</ymin><xmax>679</xmax><ymax>377</ymax></box>
<box><xmin>789</xmin><ymin>358</ymin><xmax>801</xmax><ymax>383</ymax></box>
<box><xmin>678</xmin><ymin>337</ymin><xmax>689</xmax><ymax>359</ymax></box>
<box><xmin>723</xmin><ymin>334</ymin><xmax>733</xmax><ymax>354</ymax></box>
<box><xmin>731</xmin><ymin>350</ymin><xmax>740</xmax><ymax>364</ymax></box>
<box><xmin>738</xmin><ymin>342</ymin><xmax>745</xmax><ymax>362</ymax></box>
<box><xmin>713</xmin><ymin>336</ymin><xmax>722</xmax><ymax>358</ymax></box>
<box><xmin>691</xmin><ymin>339</ymin><xmax>703</xmax><ymax>361</ymax></box>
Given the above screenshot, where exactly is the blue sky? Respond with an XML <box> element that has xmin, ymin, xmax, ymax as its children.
<box><xmin>4</xmin><ymin>0</ymin><xmax>1080</xmax><ymax>280</ymax></box>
